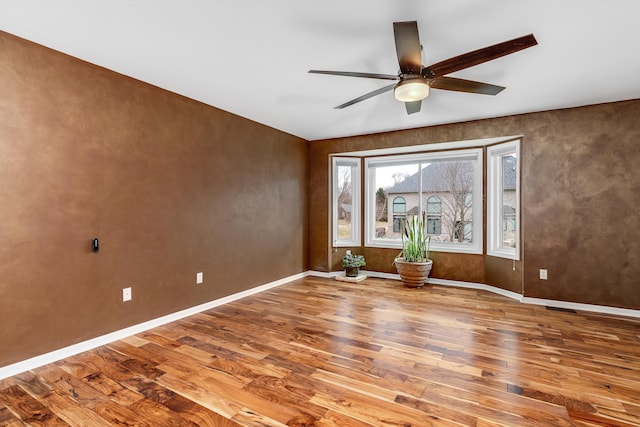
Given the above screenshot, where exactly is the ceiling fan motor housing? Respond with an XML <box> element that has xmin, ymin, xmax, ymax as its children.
<box><xmin>395</xmin><ymin>74</ymin><xmax>430</xmax><ymax>102</ymax></box>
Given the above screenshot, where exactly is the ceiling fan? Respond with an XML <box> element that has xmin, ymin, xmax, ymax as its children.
<box><xmin>309</xmin><ymin>21</ymin><xmax>537</xmax><ymax>114</ymax></box>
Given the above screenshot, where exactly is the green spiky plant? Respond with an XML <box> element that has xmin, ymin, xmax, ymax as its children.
<box><xmin>397</xmin><ymin>215</ymin><xmax>431</xmax><ymax>263</ymax></box>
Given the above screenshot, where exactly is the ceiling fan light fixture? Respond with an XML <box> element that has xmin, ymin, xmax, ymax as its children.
<box><xmin>394</xmin><ymin>77</ymin><xmax>429</xmax><ymax>102</ymax></box>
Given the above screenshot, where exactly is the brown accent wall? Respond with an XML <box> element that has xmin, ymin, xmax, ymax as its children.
<box><xmin>0</xmin><ymin>32</ymin><xmax>308</xmax><ymax>367</ymax></box>
<box><xmin>309</xmin><ymin>100</ymin><xmax>640</xmax><ymax>310</ymax></box>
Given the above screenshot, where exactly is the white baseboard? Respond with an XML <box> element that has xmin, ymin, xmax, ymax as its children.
<box><xmin>0</xmin><ymin>272</ymin><xmax>306</xmax><ymax>380</ymax></box>
<box><xmin>521</xmin><ymin>296</ymin><xmax>640</xmax><ymax>319</ymax></box>
<box><xmin>3</xmin><ymin>270</ymin><xmax>638</xmax><ymax>380</ymax></box>
<box><xmin>308</xmin><ymin>270</ymin><xmax>640</xmax><ymax>320</ymax></box>
<box><xmin>305</xmin><ymin>270</ymin><xmax>340</xmax><ymax>278</ymax></box>
<box><xmin>425</xmin><ymin>277</ymin><xmax>524</xmax><ymax>301</ymax></box>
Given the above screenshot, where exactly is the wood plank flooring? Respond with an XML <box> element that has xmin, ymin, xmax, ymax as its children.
<box><xmin>1</xmin><ymin>276</ymin><xmax>640</xmax><ymax>426</ymax></box>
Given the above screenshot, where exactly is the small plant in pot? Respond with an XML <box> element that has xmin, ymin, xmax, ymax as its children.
<box><xmin>342</xmin><ymin>252</ymin><xmax>366</xmax><ymax>277</ymax></box>
<box><xmin>394</xmin><ymin>215</ymin><xmax>432</xmax><ymax>288</ymax></box>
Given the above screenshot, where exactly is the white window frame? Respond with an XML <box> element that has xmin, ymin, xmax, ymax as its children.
<box><xmin>364</xmin><ymin>148</ymin><xmax>483</xmax><ymax>254</ymax></box>
<box><xmin>487</xmin><ymin>140</ymin><xmax>520</xmax><ymax>260</ymax></box>
<box><xmin>332</xmin><ymin>157</ymin><xmax>361</xmax><ymax>247</ymax></box>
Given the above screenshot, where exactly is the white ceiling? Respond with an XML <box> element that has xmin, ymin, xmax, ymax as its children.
<box><xmin>2</xmin><ymin>1</ymin><xmax>640</xmax><ymax>141</ymax></box>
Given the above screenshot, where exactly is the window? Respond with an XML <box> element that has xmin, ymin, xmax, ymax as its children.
<box><xmin>392</xmin><ymin>197</ymin><xmax>406</xmax><ymax>232</ymax></box>
<box><xmin>426</xmin><ymin>196</ymin><xmax>441</xmax><ymax>234</ymax></box>
<box><xmin>365</xmin><ymin>149</ymin><xmax>483</xmax><ymax>254</ymax></box>
<box><xmin>332</xmin><ymin>157</ymin><xmax>361</xmax><ymax>246</ymax></box>
<box><xmin>487</xmin><ymin>140</ymin><xmax>520</xmax><ymax>259</ymax></box>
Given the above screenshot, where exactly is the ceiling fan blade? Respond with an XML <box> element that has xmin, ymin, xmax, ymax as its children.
<box><xmin>430</xmin><ymin>76</ymin><xmax>505</xmax><ymax>95</ymax></box>
<box><xmin>309</xmin><ymin>70</ymin><xmax>398</xmax><ymax>80</ymax></box>
<box><xmin>423</xmin><ymin>34</ymin><xmax>538</xmax><ymax>78</ymax></box>
<box><xmin>405</xmin><ymin>101</ymin><xmax>421</xmax><ymax>114</ymax></box>
<box><xmin>393</xmin><ymin>21</ymin><xmax>423</xmax><ymax>74</ymax></box>
<box><xmin>335</xmin><ymin>83</ymin><xmax>396</xmax><ymax>109</ymax></box>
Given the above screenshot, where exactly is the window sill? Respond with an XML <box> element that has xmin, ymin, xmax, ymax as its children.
<box><xmin>487</xmin><ymin>248</ymin><xmax>519</xmax><ymax>260</ymax></box>
<box><xmin>365</xmin><ymin>239</ymin><xmax>482</xmax><ymax>255</ymax></box>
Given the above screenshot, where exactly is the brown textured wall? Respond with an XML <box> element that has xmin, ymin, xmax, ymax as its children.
<box><xmin>309</xmin><ymin>100</ymin><xmax>640</xmax><ymax>310</ymax></box>
<box><xmin>331</xmin><ymin>246</ymin><xmax>485</xmax><ymax>284</ymax></box>
<box><xmin>0</xmin><ymin>31</ymin><xmax>308</xmax><ymax>367</ymax></box>
<box><xmin>521</xmin><ymin>105</ymin><xmax>640</xmax><ymax>307</ymax></box>
<box><xmin>485</xmin><ymin>256</ymin><xmax>522</xmax><ymax>294</ymax></box>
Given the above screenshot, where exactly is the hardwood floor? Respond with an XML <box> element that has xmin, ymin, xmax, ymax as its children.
<box><xmin>1</xmin><ymin>276</ymin><xmax>639</xmax><ymax>426</ymax></box>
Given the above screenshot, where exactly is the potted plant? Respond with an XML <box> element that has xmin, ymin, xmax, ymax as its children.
<box><xmin>394</xmin><ymin>215</ymin><xmax>432</xmax><ymax>288</ymax></box>
<box><xmin>342</xmin><ymin>252</ymin><xmax>366</xmax><ymax>277</ymax></box>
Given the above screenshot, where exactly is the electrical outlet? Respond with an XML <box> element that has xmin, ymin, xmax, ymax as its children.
<box><xmin>539</xmin><ymin>269</ymin><xmax>548</xmax><ymax>280</ymax></box>
<box><xmin>196</xmin><ymin>272</ymin><xmax>203</xmax><ymax>284</ymax></box>
<box><xmin>122</xmin><ymin>287</ymin><xmax>132</xmax><ymax>302</ymax></box>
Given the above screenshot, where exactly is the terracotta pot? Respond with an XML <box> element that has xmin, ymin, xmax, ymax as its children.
<box><xmin>394</xmin><ymin>258</ymin><xmax>433</xmax><ymax>288</ymax></box>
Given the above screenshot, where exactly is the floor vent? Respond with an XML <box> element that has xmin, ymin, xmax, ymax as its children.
<box><xmin>546</xmin><ymin>306</ymin><xmax>577</xmax><ymax>314</ymax></box>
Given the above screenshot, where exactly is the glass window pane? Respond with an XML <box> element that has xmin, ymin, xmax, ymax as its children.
<box><xmin>487</xmin><ymin>141</ymin><xmax>519</xmax><ymax>259</ymax></box>
<box><xmin>501</xmin><ymin>154</ymin><xmax>517</xmax><ymax>249</ymax></box>
<box><xmin>427</xmin><ymin>216</ymin><xmax>441</xmax><ymax>234</ymax></box>
<box><xmin>427</xmin><ymin>196</ymin><xmax>441</xmax><ymax>214</ymax></box>
<box><xmin>334</xmin><ymin>157</ymin><xmax>361</xmax><ymax>247</ymax></box>
<box><xmin>392</xmin><ymin>196</ymin><xmax>406</xmax><ymax>213</ymax></box>
<box><xmin>374</xmin><ymin>163</ymin><xmax>419</xmax><ymax>241</ymax></box>
<box><xmin>421</xmin><ymin>160</ymin><xmax>474</xmax><ymax>243</ymax></box>
<box><xmin>337</xmin><ymin>164</ymin><xmax>353</xmax><ymax>240</ymax></box>
<box><xmin>365</xmin><ymin>148</ymin><xmax>483</xmax><ymax>254</ymax></box>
